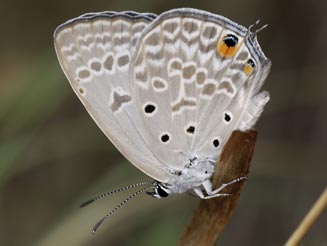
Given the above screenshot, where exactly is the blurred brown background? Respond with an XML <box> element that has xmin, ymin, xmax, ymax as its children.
<box><xmin>0</xmin><ymin>0</ymin><xmax>326</xmax><ymax>245</ymax></box>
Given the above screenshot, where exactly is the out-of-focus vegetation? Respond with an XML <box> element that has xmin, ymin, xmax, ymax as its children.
<box><xmin>0</xmin><ymin>0</ymin><xmax>325</xmax><ymax>245</ymax></box>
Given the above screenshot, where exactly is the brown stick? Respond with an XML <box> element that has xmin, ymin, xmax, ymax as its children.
<box><xmin>179</xmin><ymin>130</ymin><xmax>257</xmax><ymax>246</ymax></box>
<box><xmin>285</xmin><ymin>186</ymin><xmax>327</xmax><ymax>246</ymax></box>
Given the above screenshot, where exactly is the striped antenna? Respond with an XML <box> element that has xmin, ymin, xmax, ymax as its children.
<box><xmin>92</xmin><ymin>186</ymin><xmax>149</xmax><ymax>234</ymax></box>
<box><xmin>248</xmin><ymin>19</ymin><xmax>268</xmax><ymax>40</ymax></box>
<box><xmin>80</xmin><ymin>181</ymin><xmax>149</xmax><ymax>208</ymax></box>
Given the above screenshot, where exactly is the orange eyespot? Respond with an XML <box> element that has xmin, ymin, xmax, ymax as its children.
<box><xmin>244</xmin><ymin>59</ymin><xmax>255</xmax><ymax>75</ymax></box>
<box><xmin>244</xmin><ymin>64</ymin><xmax>253</xmax><ymax>75</ymax></box>
<box><xmin>217</xmin><ymin>34</ymin><xmax>240</xmax><ymax>58</ymax></box>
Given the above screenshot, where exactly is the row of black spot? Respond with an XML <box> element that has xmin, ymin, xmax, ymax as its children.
<box><xmin>143</xmin><ymin>103</ymin><xmax>232</xmax><ymax>149</ymax></box>
<box><xmin>144</xmin><ymin>103</ymin><xmax>232</xmax><ymax>123</ymax></box>
<box><xmin>160</xmin><ymin>131</ymin><xmax>220</xmax><ymax>148</ymax></box>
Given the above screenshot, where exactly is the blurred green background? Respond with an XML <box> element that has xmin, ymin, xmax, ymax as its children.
<box><xmin>0</xmin><ymin>0</ymin><xmax>326</xmax><ymax>245</ymax></box>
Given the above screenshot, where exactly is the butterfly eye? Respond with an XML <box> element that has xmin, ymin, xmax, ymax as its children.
<box><xmin>244</xmin><ymin>58</ymin><xmax>256</xmax><ymax>75</ymax></box>
<box><xmin>157</xmin><ymin>186</ymin><xmax>169</xmax><ymax>198</ymax></box>
<box><xmin>217</xmin><ymin>34</ymin><xmax>240</xmax><ymax>58</ymax></box>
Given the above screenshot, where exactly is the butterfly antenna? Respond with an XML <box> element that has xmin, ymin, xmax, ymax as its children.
<box><xmin>92</xmin><ymin>186</ymin><xmax>149</xmax><ymax>234</ymax></box>
<box><xmin>248</xmin><ymin>19</ymin><xmax>268</xmax><ymax>40</ymax></box>
<box><xmin>248</xmin><ymin>19</ymin><xmax>261</xmax><ymax>32</ymax></box>
<box><xmin>254</xmin><ymin>24</ymin><xmax>268</xmax><ymax>35</ymax></box>
<box><xmin>80</xmin><ymin>181</ymin><xmax>149</xmax><ymax>208</ymax></box>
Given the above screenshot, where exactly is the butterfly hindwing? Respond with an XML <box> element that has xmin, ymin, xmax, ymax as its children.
<box><xmin>131</xmin><ymin>8</ymin><xmax>270</xmax><ymax>167</ymax></box>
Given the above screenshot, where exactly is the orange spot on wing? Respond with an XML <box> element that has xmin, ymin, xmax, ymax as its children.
<box><xmin>225</xmin><ymin>46</ymin><xmax>239</xmax><ymax>58</ymax></box>
<box><xmin>244</xmin><ymin>64</ymin><xmax>254</xmax><ymax>75</ymax></box>
<box><xmin>216</xmin><ymin>41</ymin><xmax>241</xmax><ymax>58</ymax></box>
<box><xmin>217</xmin><ymin>41</ymin><xmax>228</xmax><ymax>57</ymax></box>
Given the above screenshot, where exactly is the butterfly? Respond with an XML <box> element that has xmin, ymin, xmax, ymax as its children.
<box><xmin>54</xmin><ymin>8</ymin><xmax>271</xmax><ymax>232</ymax></box>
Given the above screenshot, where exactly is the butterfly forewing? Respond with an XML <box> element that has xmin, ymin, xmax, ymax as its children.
<box><xmin>54</xmin><ymin>12</ymin><xmax>172</xmax><ymax>182</ymax></box>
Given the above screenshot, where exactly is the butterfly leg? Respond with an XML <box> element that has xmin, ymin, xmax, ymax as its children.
<box><xmin>192</xmin><ymin>187</ymin><xmax>224</xmax><ymax>199</ymax></box>
<box><xmin>193</xmin><ymin>186</ymin><xmax>230</xmax><ymax>199</ymax></box>
<box><xmin>199</xmin><ymin>176</ymin><xmax>247</xmax><ymax>199</ymax></box>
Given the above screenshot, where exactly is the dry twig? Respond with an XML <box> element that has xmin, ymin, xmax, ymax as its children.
<box><xmin>285</xmin><ymin>186</ymin><xmax>327</xmax><ymax>246</ymax></box>
<box><xmin>179</xmin><ymin>130</ymin><xmax>257</xmax><ymax>246</ymax></box>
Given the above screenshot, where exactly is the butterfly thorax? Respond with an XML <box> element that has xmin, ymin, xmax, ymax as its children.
<box><xmin>148</xmin><ymin>157</ymin><xmax>215</xmax><ymax>198</ymax></box>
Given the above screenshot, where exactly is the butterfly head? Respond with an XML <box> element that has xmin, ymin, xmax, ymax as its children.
<box><xmin>146</xmin><ymin>181</ymin><xmax>171</xmax><ymax>199</ymax></box>
<box><xmin>146</xmin><ymin>157</ymin><xmax>216</xmax><ymax>198</ymax></box>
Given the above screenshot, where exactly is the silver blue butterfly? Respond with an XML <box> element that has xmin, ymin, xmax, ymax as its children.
<box><xmin>54</xmin><ymin>8</ymin><xmax>270</xmax><ymax>232</ymax></box>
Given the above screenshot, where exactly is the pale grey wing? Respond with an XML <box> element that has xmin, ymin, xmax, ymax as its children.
<box><xmin>54</xmin><ymin>12</ymin><xmax>172</xmax><ymax>182</ymax></box>
<box><xmin>235</xmin><ymin>36</ymin><xmax>271</xmax><ymax>131</ymax></box>
<box><xmin>193</xmin><ymin>32</ymin><xmax>271</xmax><ymax>159</ymax></box>
<box><xmin>130</xmin><ymin>8</ymin><xmax>270</xmax><ymax>169</ymax></box>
